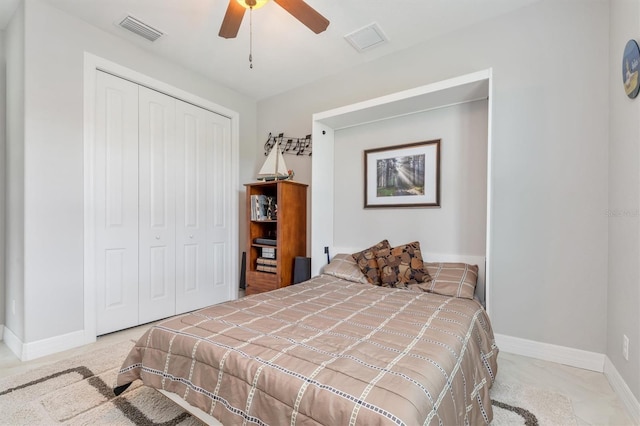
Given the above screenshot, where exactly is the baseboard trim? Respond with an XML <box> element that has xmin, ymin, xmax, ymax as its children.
<box><xmin>2</xmin><ymin>326</ymin><xmax>89</xmax><ymax>361</ymax></box>
<box><xmin>2</xmin><ymin>326</ymin><xmax>23</xmax><ymax>360</ymax></box>
<box><xmin>494</xmin><ymin>333</ymin><xmax>605</xmax><ymax>372</ymax></box>
<box><xmin>22</xmin><ymin>329</ymin><xmax>88</xmax><ymax>361</ymax></box>
<box><xmin>495</xmin><ymin>334</ymin><xmax>640</xmax><ymax>423</ymax></box>
<box><xmin>604</xmin><ymin>356</ymin><xmax>640</xmax><ymax>424</ymax></box>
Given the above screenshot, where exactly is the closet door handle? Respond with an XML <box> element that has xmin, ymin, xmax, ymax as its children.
<box><xmin>189</xmin><ymin>235</ymin><xmax>194</xmax><ymax>239</ymax></box>
<box><xmin>155</xmin><ymin>235</ymin><xmax>160</xmax><ymax>240</ymax></box>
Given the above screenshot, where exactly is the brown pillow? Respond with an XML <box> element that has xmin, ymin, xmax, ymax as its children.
<box><xmin>375</xmin><ymin>241</ymin><xmax>431</xmax><ymax>287</ymax></box>
<box><xmin>322</xmin><ymin>253</ymin><xmax>368</xmax><ymax>284</ymax></box>
<box><xmin>420</xmin><ymin>262</ymin><xmax>478</xmax><ymax>299</ymax></box>
<box><xmin>352</xmin><ymin>240</ymin><xmax>390</xmax><ymax>285</ymax></box>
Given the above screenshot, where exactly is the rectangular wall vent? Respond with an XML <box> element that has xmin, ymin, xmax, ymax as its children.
<box><xmin>345</xmin><ymin>22</ymin><xmax>388</xmax><ymax>52</ymax></box>
<box><xmin>119</xmin><ymin>15</ymin><xmax>164</xmax><ymax>42</ymax></box>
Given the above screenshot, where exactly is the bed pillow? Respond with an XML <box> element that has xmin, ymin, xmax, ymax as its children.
<box><xmin>322</xmin><ymin>253</ymin><xmax>369</xmax><ymax>284</ymax></box>
<box><xmin>421</xmin><ymin>262</ymin><xmax>478</xmax><ymax>299</ymax></box>
<box><xmin>352</xmin><ymin>239</ymin><xmax>390</xmax><ymax>285</ymax></box>
<box><xmin>375</xmin><ymin>241</ymin><xmax>431</xmax><ymax>287</ymax></box>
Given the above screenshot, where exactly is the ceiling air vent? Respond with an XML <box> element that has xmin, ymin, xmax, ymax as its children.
<box><xmin>345</xmin><ymin>22</ymin><xmax>388</xmax><ymax>52</ymax></box>
<box><xmin>118</xmin><ymin>15</ymin><xmax>164</xmax><ymax>42</ymax></box>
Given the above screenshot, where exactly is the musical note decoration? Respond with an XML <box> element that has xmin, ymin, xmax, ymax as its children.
<box><xmin>263</xmin><ymin>133</ymin><xmax>312</xmax><ymax>157</ymax></box>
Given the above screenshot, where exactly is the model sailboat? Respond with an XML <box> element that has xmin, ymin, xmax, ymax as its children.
<box><xmin>257</xmin><ymin>146</ymin><xmax>291</xmax><ymax>181</ymax></box>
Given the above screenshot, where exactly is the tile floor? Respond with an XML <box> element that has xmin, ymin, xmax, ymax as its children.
<box><xmin>496</xmin><ymin>352</ymin><xmax>635</xmax><ymax>425</ymax></box>
<box><xmin>0</xmin><ymin>322</ymin><xmax>636</xmax><ymax>425</ymax></box>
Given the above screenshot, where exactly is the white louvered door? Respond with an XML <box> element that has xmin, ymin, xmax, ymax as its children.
<box><xmin>95</xmin><ymin>72</ymin><xmax>140</xmax><ymax>335</ymax></box>
<box><xmin>94</xmin><ymin>71</ymin><xmax>233</xmax><ymax>335</ymax></box>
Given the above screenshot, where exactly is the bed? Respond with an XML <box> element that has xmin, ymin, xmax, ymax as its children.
<box><xmin>114</xmin><ymin>248</ymin><xmax>498</xmax><ymax>425</ymax></box>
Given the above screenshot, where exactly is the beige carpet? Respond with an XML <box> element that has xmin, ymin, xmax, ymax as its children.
<box><xmin>0</xmin><ymin>341</ymin><xmax>576</xmax><ymax>425</ymax></box>
<box><xmin>491</xmin><ymin>381</ymin><xmax>577</xmax><ymax>426</ymax></box>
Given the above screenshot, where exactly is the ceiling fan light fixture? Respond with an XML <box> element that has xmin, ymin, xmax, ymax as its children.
<box><xmin>236</xmin><ymin>0</ymin><xmax>269</xmax><ymax>10</ymax></box>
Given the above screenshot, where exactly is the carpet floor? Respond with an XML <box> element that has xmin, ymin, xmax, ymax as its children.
<box><xmin>0</xmin><ymin>341</ymin><xmax>576</xmax><ymax>425</ymax></box>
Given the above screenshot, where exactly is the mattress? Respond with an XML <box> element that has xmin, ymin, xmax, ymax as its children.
<box><xmin>115</xmin><ymin>274</ymin><xmax>498</xmax><ymax>425</ymax></box>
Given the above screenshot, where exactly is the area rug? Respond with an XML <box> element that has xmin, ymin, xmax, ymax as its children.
<box><xmin>0</xmin><ymin>341</ymin><xmax>576</xmax><ymax>425</ymax></box>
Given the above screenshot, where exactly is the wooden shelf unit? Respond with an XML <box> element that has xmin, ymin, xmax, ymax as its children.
<box><xmin>245</xmin><ymin>180</ymin><xmax>308</xmax><ymax>295</ymax></box>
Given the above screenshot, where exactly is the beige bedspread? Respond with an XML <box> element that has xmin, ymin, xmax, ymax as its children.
<box><xmin>115</xmin><ymin>275</ymin><xmax>498</xmax><ymax>425</ymax></box>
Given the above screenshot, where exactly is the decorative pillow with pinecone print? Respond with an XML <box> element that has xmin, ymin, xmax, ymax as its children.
<box><xmin>351</xmin><ymin>239</ymin><xmax>390</xmax><ymax>285</ymax></box>
<box><xmin>375</xmin><ymin>241</ymin><xmax>431</xmax><ymax>287</ymax></box>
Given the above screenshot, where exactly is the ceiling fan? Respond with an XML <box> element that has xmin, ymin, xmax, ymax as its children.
<box><xmin>218</xmin><ymin>0</ymin><xmax>330</xmax><ymax>39</ymax></box>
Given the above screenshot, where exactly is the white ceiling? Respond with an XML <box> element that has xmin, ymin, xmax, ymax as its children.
<box><xmin>0</xmin><ymin>0</ymin><xmax>538</xmax><ymax>100</ymax></box>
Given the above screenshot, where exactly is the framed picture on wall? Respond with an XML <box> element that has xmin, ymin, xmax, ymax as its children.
<box><xmin>364</xmin><ymin>139</ymin><xmax>440</xmax><ymax>208</ymax></box>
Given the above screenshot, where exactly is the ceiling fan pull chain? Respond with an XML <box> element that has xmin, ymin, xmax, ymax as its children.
<box><xmin>249</xmin><ymin>7</ymin><xmax>253</xmax><ymax>69</ymax></box>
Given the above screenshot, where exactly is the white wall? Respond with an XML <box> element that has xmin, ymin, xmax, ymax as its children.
<box><xmin>258</xmin><ymin>0</ymin><xmax>609</xmax><ymax>354</ymax></box>
<box><xmin>5</xmin><ymin>0</ymin><xmax>257</xmax><ymax>345</ymax></box>
<box><xmin>0</xmin><ymin>29</ymin><xmax>6</xmax><ymax>331</ymax></box>
<box><xmin>4</xmin><ymin>1</ymin><xmax>25</xmax><ymax>341</ymax></box>
<box><xmin>254</xmin><ymin>117</ymin><xmax>314</xmax><ymax>256</ymax></box>
<box><xmin>609</xmin><ymin>0</ymin><xmax>640</xmax><ymax>403</ymax></box>
<box><xmin>333</xmin><ymin>102</ymin><xmax>487</xmax><ymax>255</ymax></box>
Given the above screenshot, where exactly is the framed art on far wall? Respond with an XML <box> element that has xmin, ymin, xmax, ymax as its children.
<box><xmin>364</xmin><ymin>139</ymin><xmax>440</xmax><ymax>208</ymax></box>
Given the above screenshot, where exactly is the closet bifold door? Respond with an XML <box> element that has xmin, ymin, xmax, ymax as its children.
<box><xmin>95</xmin><ymin>71</ymin><xmax>140</xmax><ymax>335</ymax></box>
<box><xmin>138</xmin><ymin>86</ymin><xmax>177</xmax><ymax>324</ymax></box>
<box><xmin>175</xmin><ymin>101</ymin><xmax>231</xmax><ymax>312</ymax></box>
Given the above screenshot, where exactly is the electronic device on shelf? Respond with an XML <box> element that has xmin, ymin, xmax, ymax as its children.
<box><xmin>254</xmin><ymin>238</ymin><xmax>277</xmax><ymax>246</ymax></box>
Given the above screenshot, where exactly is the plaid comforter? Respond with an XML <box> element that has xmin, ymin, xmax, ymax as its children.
<box><xmin>115</xmin><ymin>275</ymin><xmax>498</xmax><ymax>425</ymax></box>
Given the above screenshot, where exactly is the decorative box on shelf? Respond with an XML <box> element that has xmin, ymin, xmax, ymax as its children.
<box><xmin>261</xmin><ymin>247</ymin><xmax>276</xmax><ymax>259</ymax></box>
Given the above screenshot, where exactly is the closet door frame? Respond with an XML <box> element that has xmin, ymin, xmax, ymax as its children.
<box><xmin>83</xmin><ymin>53</ymin><xmax>240</xmax><ymax>343</ymax></box>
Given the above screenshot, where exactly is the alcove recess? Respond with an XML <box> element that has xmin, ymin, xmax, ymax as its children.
<box><xmin>310</xmin><ymin>69</ymin><xmax>493</xmax><ymax>311</ymax></box>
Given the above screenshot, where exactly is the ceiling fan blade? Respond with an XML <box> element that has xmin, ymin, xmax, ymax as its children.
<box><xmin>273</xmin><ymin>0</ymin><xmax>329</xmax><ymax>34</ymax></box>
<box><xmin>219</xmin><ymin>0</ymin><xmax>246</xmax><ymax>39</ymax></box>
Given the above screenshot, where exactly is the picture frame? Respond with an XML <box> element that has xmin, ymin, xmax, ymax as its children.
<box><xmin>364</xmin><ymin>139</ymin><xmax>440</xmax><ymax>208</ymax></box>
